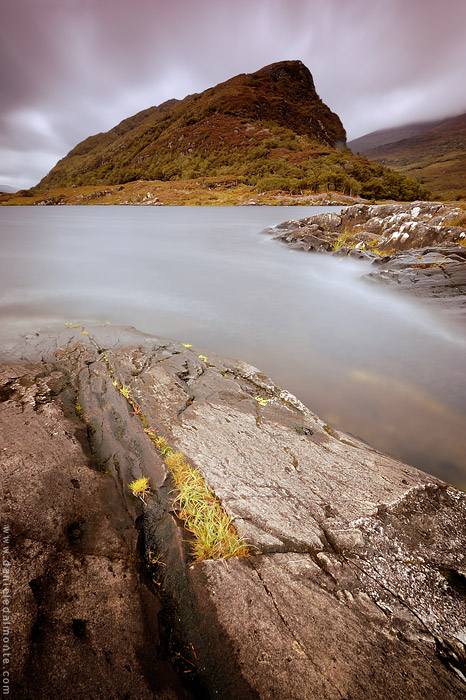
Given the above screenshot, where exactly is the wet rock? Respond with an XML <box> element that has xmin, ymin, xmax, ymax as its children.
<box><xmin>2</xmin><ymin>324</ymin><xmax>465</xmax><ymax>699</ymax></box>
<box><xmin>271</xmin><ymin>201</ymin><xmax>466</xmax><ymax>307</ymax></box>
<box><xmin>364</xmin><ymin>246</ymin><xmax>466</xmax><ymax>308</ymax></box>
<box><xmin>1</xmin><ymin>347</ymin><xmax>198</xmax><ymax>700</ymax></box>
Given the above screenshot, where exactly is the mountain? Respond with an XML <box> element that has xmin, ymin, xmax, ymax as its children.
<box><xmin>349</xmin><ymin>113</ymin><xmax>466</xmax><ymax>199</ymax></box>
<box><xmin>348</xmin><ymin>119</ymin><xmax>448</xmax><ymax>153</ymax></box>
<box><xmin>33</xmin><ymin>61</ymin><xmax>428</xmax><ymax>202</ymax></box>
<box><xmin>0</xmin><ymin>184</ymin><xmax>18</xmax><ymax>193</ymax></box>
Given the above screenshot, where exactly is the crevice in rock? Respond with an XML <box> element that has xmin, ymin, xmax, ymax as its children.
<box><xmin>28</xmin><ymin>577</ymin><xmax>46</xmax><ymax>645</ymax></box>
<box><xmin>0</xmin><ymin>380</ymin><xmax>17</xmax><ymax>402</ymax></box>
<box><xmin>248</xmin><ymin>559</ymin><xmax>346</xmax><ymax>698</ymax></box>
<box><xmin>249</xmin><ymin>559</ymin><xmax>308</xmax><ymax>654</ymax></box>
<box><xmin>173</xmin><ymin>359</ymin><xmax>208</xmax><ymax>418</ymax></box>
<box><xmin>435</xmin><ymin>637</ymin><xmax>466</xmax><ymax>684</ymax></box>
<box><xmin>134</xmin><ymin>515</ymin><xmax>207</xmax><ymax>698</ymax></box>
<box><xmin>72</xmin><ymin>618</ymin><xmax>86</xmax><ymax>638</ymax></box>
<box><xmin>439</xmin><ymin>567</ymin><xmax>466</xmax><ymax>597</ymax></box>
<box><xmin>177</xmin><ymin>394</ymin><xmax>196</xmax><ymax>419</ymax></box>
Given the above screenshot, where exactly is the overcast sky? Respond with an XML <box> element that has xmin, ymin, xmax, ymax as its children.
<box><xmin>1</xmin><ymin>0</ymin><xmax>466</xmax><ymax>189</ymax></box>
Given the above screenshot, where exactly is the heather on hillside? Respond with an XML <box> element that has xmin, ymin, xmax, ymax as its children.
<box><xmin>33</xmin><ymin>61</ymin><xmax>429</xmax><ymax>203</ymax></box>
<box><xmin>350</xmin><ymin>112</ymin><xmax>466</xmax><ymax>200</ymax></box>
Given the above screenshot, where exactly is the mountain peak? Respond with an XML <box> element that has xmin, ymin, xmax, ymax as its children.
<box><xmin>33</xmin><ymin>61</ymin><xmax>429</xmax><ymax>203</ymax></box>
<box><xmin>253</xmin><ymin>59</ymin><xmax>315</xmax><ymax>87</ymax></box>
<box><xmin>38</xmin><ymin>60</ymin><xmax>348</xmax><ymax>190</ymax></box>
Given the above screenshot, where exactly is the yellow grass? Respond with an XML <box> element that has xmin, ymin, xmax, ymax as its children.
<box><xmin>164</xmin><ymin>452</ymin><xmax>250</xmax><ymax>562</ymax></box>
<box><xmin>128</xmin><ymin>476</ymin><xmax>151</xmax><ymax>501</ymax></box>
<box><xmin>108</xmin><ymin>370</ymin><xmax>249</xmax><ymax>562</ymax></box>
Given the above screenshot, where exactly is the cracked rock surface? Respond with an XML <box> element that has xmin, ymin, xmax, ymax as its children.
<box><xmin>2</xmin><ymin>324</ymin><xmax>465</xmax><ymax>699</ymax></box>
<box><xmin>271</xmin><ymin>201</ymin><xmax>466</xmax><ymax>309</ymax></box>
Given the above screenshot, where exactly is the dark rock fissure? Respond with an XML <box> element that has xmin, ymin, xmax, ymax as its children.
<box><xmin>72</xmin><ymin>618</ymin><xmax>86</xmax><ymax>638</ymax></box>
<box><xmin>0</xmin><ymin>380</ymin><xmax>16</xmax><ymax>402</ymax></box>
<box><xmin>439</xmin><ymin>567</ymin><xmax>466</xmax><ymax>597</ymax></box>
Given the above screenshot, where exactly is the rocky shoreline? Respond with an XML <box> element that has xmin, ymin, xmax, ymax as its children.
<box><xmin>270</xmin><ymin>201</ymin><xmax>466</xmax><ymax>309</ymax></box>
<box><xmin>2</xmin><ymin>324</ymin><xmax>466</xmax><ymax>699</ymax></box>
<box><xmin>0</xmin><ymin>181</ymin><xmax>367</xmax><ymax>207</ymax></box>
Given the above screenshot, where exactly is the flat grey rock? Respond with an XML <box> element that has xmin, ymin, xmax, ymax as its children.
<box><xmin>2</xmin><ymin>324</ymin><xmax>465</xmax><ymax>699</ymax></box>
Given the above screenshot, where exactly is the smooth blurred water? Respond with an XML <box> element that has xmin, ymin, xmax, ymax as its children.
<box><xmin>1</xmin><ymin>205</ymin><xmax>465</xmax><ymax>486</ymax></box>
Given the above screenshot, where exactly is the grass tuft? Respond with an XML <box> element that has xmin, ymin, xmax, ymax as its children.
<box><xmin>120</xmin><ymin>384</ymin><xmax>131</xmax><ymax>399</ymax></box>
<box><xmin>323</xmin><ymin>424</ymin><xmax>338</xmax><ymax>438</ymax></box>
<box><xmin>332</xmin><ymin>231</ymin><xmax>357</xmax><ymax>251</ymax></box>
<box><xmin>254</xmin><ymin>395</ymin><xmax>271</xmax><ymax>407</ymax></box>
<box><xmin>164</xmin><ymin>451</ymin><xmax>250</xmax><ymax>562</ymax></box>
<box><xmin>107</xmin><ymin>366</ymin><xmax>249</xmax><ymax>562</ymax></box>
<box><xmin>128</xmin><ymin>476</ymin><xmax>151</xmax><ymax>501</ymax></box>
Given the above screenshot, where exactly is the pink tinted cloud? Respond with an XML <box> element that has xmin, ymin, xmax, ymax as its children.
<box><xmin>1</xmin><ymin>0</ymin><xmax>465</xmax><ymax>187</ymax></box>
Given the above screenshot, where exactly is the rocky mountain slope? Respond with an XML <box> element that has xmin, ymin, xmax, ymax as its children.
<box><xmin>349</xmin><ymin>113</ymin><xmax>466</xmax><ymax>200</ymax></box>
<box><xmin>29</xmin><ymin>61</ymin><xmax>428</xmax><ymax>202</ymax></box>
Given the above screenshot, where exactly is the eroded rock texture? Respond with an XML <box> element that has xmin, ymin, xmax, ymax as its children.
<box><xmin>272</xmin><ymin>201</ymin><xmax>466</xmax><ymax>308</ymax></box>
<box><xmin>1</xmin><ymin>325</ymin><xmax>465</xmax><ymax>699</ymax></box>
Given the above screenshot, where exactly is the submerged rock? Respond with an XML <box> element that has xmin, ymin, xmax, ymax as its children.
<box><xmin>2</xmin><ymin>324</ymin><xmax>466</xmax><ymax>699</ymax></box>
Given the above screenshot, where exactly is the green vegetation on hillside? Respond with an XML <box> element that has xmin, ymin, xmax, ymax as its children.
<box><xmin>25</xmin><ymin>61</ymin><xmax>429</xmax><ymax>203</ymax></box>
<box><xmin>32</xmin><ymin>127</ymin><xmax>429</xmax><ymax>201</ymax></box>
<box><xmin>353</xmin><ymin>112</ymin><xmax>466</xmax><ymax>200</ymax></box>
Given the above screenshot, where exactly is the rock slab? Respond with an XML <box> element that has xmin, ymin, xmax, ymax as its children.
<box><xmin>1</xmin><ymin>325</ymin><xmax>465</xmax><ymax>699</ymax></box>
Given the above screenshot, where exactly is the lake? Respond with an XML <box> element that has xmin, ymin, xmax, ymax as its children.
<box><xmin>1</xmin><ymin>205</ymin><xmax>465</xmax><ymax>487</ymax></box>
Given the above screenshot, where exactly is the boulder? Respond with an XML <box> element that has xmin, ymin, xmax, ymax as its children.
<box><xmin>304</xmin><ymin>211</ymin><xmax>342</xmax><ymax>231</ymax></box>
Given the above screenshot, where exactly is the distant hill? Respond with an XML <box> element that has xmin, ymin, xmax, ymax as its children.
<box><xmin>33</xmin><ymin>61</ymin><xmax>428</xmax><ymax>202</ymax></box>
<box><xmin>348</xmin><ymin>119</ymin><xmax>448</xmax><ymax>153</ymax></box>
<box><xmin>349</xmin><ymin>113</ymin><xmax>466</xmax><ymax>199</ymax></box>
<box><xmin>0</xmin><ymin>184</ymin><xmax>18</xmax><ymax>193</ymax></box>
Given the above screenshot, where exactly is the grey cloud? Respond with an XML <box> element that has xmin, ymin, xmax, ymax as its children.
<box><xmin>0</xmin><ymin>148</ymin><xmax>59</xmax><ymax>190</ymax></box>
<box><xmin>1</xmin><ymin>0</ymin><xmax>466</xmax><ymax>188</ymax></box>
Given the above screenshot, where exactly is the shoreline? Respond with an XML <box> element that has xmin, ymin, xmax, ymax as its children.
<box><xmin>0</xmin><ymin>179</ymin><xmax>393</xmax><ymax>207</ymax></box>
<box><xmin>269</xmin><ymin>200</ymin><xmax>466</xmax><ymax>309</ymax></box>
